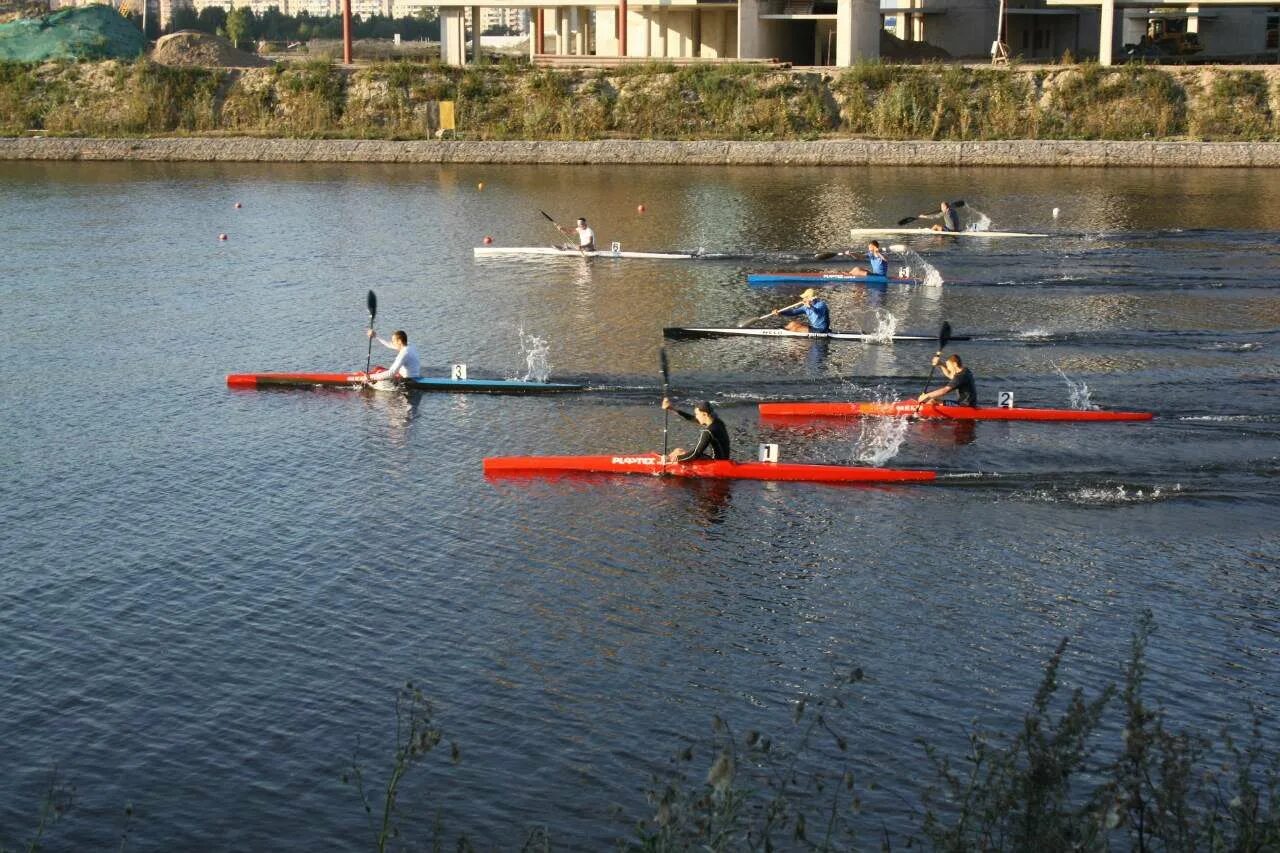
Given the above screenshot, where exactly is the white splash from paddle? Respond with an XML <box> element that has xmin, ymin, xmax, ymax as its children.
<box><xmin>1054</xmin><ymin>363</ymin><xmax>1097</xmax><ymax>410</ymax></box>
<box><xmin>966</xmin><ymin>208</ymin><xmax>993</xmax><ymax>232</ymax></box>
<box><xmin>852</xmin><ymin>386</ymin><xmax>910</xmax><ymax>465</ymax></box>
<box><xmin>518</xmin><ymin>328</ymin><xmax>552</xmax><ymax>383</ymax></box>
<box><xmin>867</xmin><ymin>308</ymin><xmax>898</xmax><ymax>343</ymax></box>
<box><xmin>891</xmin><ymin>245</ymin><xmax>944</xmax><ymax>287</ymax></box>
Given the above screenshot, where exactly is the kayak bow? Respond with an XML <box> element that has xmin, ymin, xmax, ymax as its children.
<box><xmin>483</xmin><ymin>454</ymin><xmax>936</xmax><ymax>484</ymax></box>
<box><xmin>664</xmin><ymin>327</ymin><xmax>972</xmax><ymax>343</ymax></box>
<box><xmin>226</xmin><ymin>371</ymin><xmax>586</xmax><ymax>394</ymax></box>
<box><xmin>759</xmin><ymin>400</ymin><xmax>1154</xmax><ymax>422</ymax></box>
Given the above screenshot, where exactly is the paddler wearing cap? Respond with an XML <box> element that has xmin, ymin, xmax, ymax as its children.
<box><xmin>772</xmin><ymin>288</ymin><xmax>830</xmax><ymax>333</ymax></box>
<box><xmin>660</xmin><ymin>398</ymin><xmax>731</xmax><ymax>464</ymax></box>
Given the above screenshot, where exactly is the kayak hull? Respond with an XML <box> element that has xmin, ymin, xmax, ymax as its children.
<box><xmin>747</xmin><ymin>272</ymin><xmax>919</xmax><ymax>285</ymax></box>
<box><xmin>664</xmin><ymin>327</ymin><xmax>971</xmax><ymax>343</ymax></box>
<box><xmin>474</xmin><ymin>246</ymin><xmax>692</xmax><ymax>260</ymax></box>
<box><xmin>226</xmin><ymin>371</ymin><xmax>365</xmax><ymax>388</ymax></box>
<box><xmin>759</xmin><ymin>400</ymin><xmax>1154</xmax><ymax>422</ymax></box>
<box><xmin>483</xmin><ymin>454</ymin><xmax>936</xmax><ymax>483</ymax></box>
<box><xmin>226</xmin><ymin>372</ymin><xmax>585</xmax><ymax>394</ymax></box>
<box><xmin>849</xmin><ymin>228</ymin><xmax>1050</xmax><ymax>238</ymax></box>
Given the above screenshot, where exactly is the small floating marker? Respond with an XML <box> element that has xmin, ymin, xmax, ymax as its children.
<box><xmin>234</xmin><ymin>202</ymin><xmax>242</xmax><ymax>209</ymax></box>
<box><xmin>1052</xmin><ymin>207</ymin><xmax>1060</xmax><ymax>218</ymax></box>
<box><xmin>637</xmin><ymin>204</ymin><xmax>645</xmax><ymax>213</ymax></box>
<box><xmin>219</xmin><ymin>233</ymin><xmax>228</xmax><ymax>241</ymax></box>
<box><xmin>483</xmin><ymin>235</ymin><xmax>494</xmax><ymax>244</ymax></box>
<box><xmin>477</xmin><ymin>181</ymin><xmax>484</xmax><ymax>191</ymax></box>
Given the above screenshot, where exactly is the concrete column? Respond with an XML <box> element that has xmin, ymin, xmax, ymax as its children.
<box><xmin>1098</xmin><ymin>0</ymin><xmax>1114</xmax><ymax>65</ymax></box>
<box><xmin>597</xmin><ymin>7</ymin><xmax>619</xmax><ymax>55</ymax></box>
<box><xmin>642</xmin><ymin>7</ymin><xmax>652</xmax><ymax>55</ymax></box>
<box><xmin>558</xmin><ymin>7</ymin><xmax>569</xmax><ymax>54</ymax></box>
<box><xmin>569</xmin><ymin>6</ymin><xmax>583</xmax><ymax>54</ymax></box>
<box><xmin>441</xmin><ymin>7</ymin><xmax>467</xmax><ymax>66</ymax></box>
<box><xmin>1186</xmin><ymin>4</ymin><xmax>1199</xmax><ymax>33</ymax></box>
<box><xmin>471</xmin><ymin>5</ymin><xmax>482</xmax><ymax>62</ymax></box>
<box><xmin>835</xmin><ymin>0</ymin><xmax>879</xmax><ymax>65</ymax></box>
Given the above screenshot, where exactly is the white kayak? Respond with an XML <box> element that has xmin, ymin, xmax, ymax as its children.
<box><xmin>849</xmin><ymin>228</ymin><xmax>1050</xmax><ymax>238</ymax></box>
<box><xmin>474</xmin><ymin>245</ymin><xmax>693</xmax><ymax>260</ymax></box>
<box><xmin>664</xmin><ymin>326</ymin><xmax>972</xmax><ymax>342</ymax></box>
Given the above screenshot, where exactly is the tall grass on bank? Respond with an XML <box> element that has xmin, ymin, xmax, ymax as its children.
<box><xmin>611</xmin><ymin>63</ymin><xmax>834</xmax><ymax>140</ymax></box>
<box><xmin>1191</xmin><ymin>70</ymin><xmax>1274</xmax><ymax>141</ymax></box>
<box><xmin>1042</xmin><ymin>63</ymin><xmax>1187</xmax><ymax>139</ymax></box>
<box><xmin>1</xmin><ymin>59</ymin><xmax>1278</xmax><ymax>141</ymax></box>
<box><xmin>837</xmin><ymin>62</ymin><xmax>1031</xmax><ymax>140</ymax></box>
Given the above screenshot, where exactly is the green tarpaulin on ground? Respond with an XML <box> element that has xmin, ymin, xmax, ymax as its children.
<box><xmin>0</xmin><ymin>5</ymin><xmax>144</xmax><ymax>61</ymax></box>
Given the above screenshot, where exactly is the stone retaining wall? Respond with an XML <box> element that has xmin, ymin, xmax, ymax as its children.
<box><xmin>4</xmin><ymin>137</ymin><xmax>1280</xmax><ymax>166</ymax></box>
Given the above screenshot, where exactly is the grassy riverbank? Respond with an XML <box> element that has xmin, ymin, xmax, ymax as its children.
<box><xmin>1</xmin><ymin>58</ymin><xmax>1278</xmax><ymax>141</ymax></box>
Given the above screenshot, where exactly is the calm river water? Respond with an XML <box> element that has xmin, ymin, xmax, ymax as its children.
<box><xmin>1</xmin><ymin>162</ymin><xmax>1278</xmax><ymax>849</ymax></box>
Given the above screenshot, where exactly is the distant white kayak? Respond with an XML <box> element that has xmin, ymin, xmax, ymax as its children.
<box><xmin>849</xmin><ymin>227</ymin><xmax>1050</xmax><ymax>238</ymax></box>
<box><xmin>474</xmin><ymin>245</ymin><xmax>693</xmax><ymax>260</ymax></box>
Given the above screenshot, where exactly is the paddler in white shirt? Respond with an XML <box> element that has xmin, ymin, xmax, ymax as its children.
<box><xmin>557</xmin><ymin>217</ymin><xmax>596</xmax><ymax>252</ymax></box>
<box><xmin>364</xmin><ymin>329</ymin><xmax>421</xmax><ymax>384</ymax></box>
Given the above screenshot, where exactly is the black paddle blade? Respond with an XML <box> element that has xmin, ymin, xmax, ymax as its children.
<box><xmin>366</xmin><ymin>289</ymin><xmax>377</xmax><ymax>319</ymax></box>
<box><xmin>952</xmin><ymin>200</ymin><xmax>965</xmax><ymax>208</ymax></box>
<box><xmin>938</xmin><ymin>321</ymin><xmax>952</xmax><ymax>350</ymax></box>
<box><xmin>812</xmin><ymin>252</ymin><xmax>836</xmax><ymax>261</ymax></box>
<box><xmin>540</xmin><ymin>209</ymin><xmax>555</xmax><ymax>222</ymax></box>
<box><xmin>659</xmin><ymin>347</ymin><xmax>670</xmax><ymax>386</ymax></box>
<box><xmin>896</xmin><ymin>216</ymin><xmax>916</xmax><ymax>226</ymax></box>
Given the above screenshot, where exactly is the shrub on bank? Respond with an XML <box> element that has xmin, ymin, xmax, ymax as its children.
<box><xmin>2</xmin><ymin>58</ymin><xmax>1278</xmax><ymax>142</ymax></box>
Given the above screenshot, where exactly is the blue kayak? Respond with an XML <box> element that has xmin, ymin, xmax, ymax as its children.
<box><xmin>747</xmin><ymin>271</ymin><xmax>920</xmax><ymax>286</ymax></box>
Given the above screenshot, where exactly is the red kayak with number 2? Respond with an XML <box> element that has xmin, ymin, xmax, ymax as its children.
<box><xmin>758</xmin><ymin>400</ymin><xmax>1154</xmax><ymax>422</ymax></box>
<box><xmin>483</xmin><ymin>454</ymin><xmax>936</xmax><ymax>484</ymax></box>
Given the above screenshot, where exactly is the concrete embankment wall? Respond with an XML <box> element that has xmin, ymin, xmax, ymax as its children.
<box><xmin>4</xmin><ymin>137</ymin><xmax>1280</xmax><ymax>166</ymax></box>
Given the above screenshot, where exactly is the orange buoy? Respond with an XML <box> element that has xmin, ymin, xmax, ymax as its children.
<box><xmin>219</xmin><ymin>233</ymin><xmax>228</xmax><ymax>241</ymax></box>
<box><xmin>234</xmin><ymin>202</ymin><xmax>242</xmax><ymax>209</ymax></box>
<box><xmin>478</xmin><ymin>182</ymin><xmax>485</xmax><ymax>191</ymax></box>
<box><xmin>637</xmin><ymin>204</ymin><xmax>645</xmax><ymax>213</ymax></box>
<box><xmin>483</xmin><ymin>235</ymin><xmax>494</xmax><ymax>244</ymax></box>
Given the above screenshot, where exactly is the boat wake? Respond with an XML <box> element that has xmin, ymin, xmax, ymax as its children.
<box><xmin>1197</xmin><ymin>341</ymin><xmax>1264</xmax><ymax>353</ymax></box>
<box><xmin>1012</xmin><ymin>482</ymin><xmax>1183</xmax><ymax>507</ymax></box>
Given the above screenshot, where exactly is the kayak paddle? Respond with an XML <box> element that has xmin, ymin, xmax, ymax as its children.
<box><xmin>364</xmin><ymin>289</ymin><xmax>377</xmax><ymax>378</ymax></box>
<box><xmin>897</xmin><ymin>200</ymin><xmax>965</xmax><ymax>227</ymax></box>
<box><xmin>739</xmin><ymin>299</ymin><xmax>803</xmax><ymax>328</ymax></box>
<box><xmin>540</xmin><ymin>209</ymin><xmax>586</xmax><ymax>256</ymax></box>
<box><xmin>915</xmin><ymin>321</ymin><xmax>953</xmax><ymax>407</ymax></box>
<box><xmin>660</xmin><ymin>346</ymin><xmax>671</xmax><ymax>467</ymax></box>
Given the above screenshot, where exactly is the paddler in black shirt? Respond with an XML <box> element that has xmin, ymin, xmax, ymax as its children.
<box><xmin>918</xmin><ymin>354</ymin><xmax>977</xmax><ymax>406</ymax></box>
<box><xmin>661</xmin><ymin>398</ymin><xmax>731</xmax><ymax>464</ymax></box>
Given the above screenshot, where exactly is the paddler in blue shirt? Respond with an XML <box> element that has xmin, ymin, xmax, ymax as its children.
<box><xmin>845</xmin><ymin>240</ymin><xmax>889</xmax><ymax>277</ymax></box>
<box><xmin>661</xmin><ymin>398</ymin><xmax>731</xmax><ymax>464</ymax></box>
<box><xmin>772</xmin><ymin>288</ymin><xmax>830</xmax><ymax>333</ymax></box>
<box><xmin>918</xmin><ymin>353</ymin><xmax>977</xmax><ymax>406</ymax></box>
